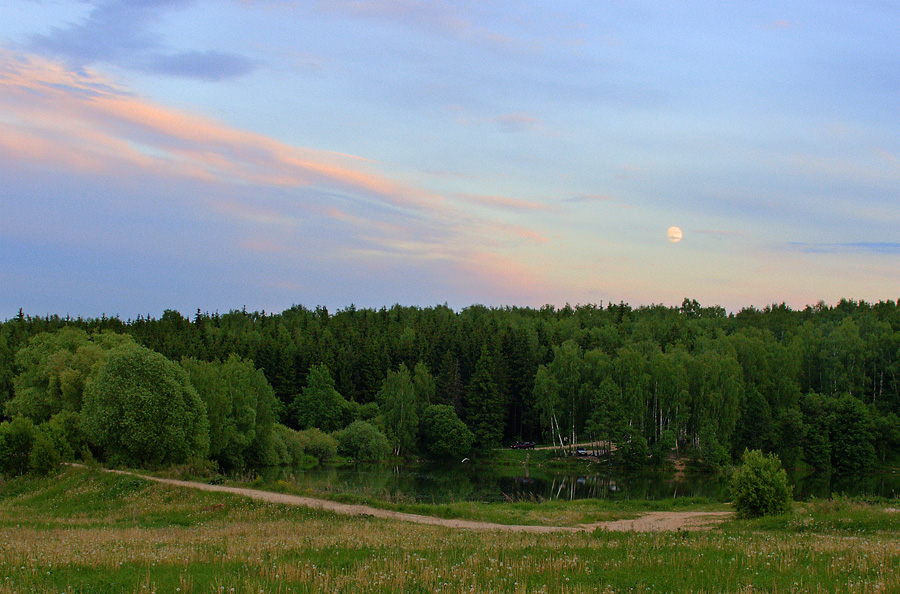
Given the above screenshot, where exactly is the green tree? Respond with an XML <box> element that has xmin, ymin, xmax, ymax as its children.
<box><xmin>874</xmin><ymin>412</ymin><xmax>900</xmax><ymax>464</ymax></box>
<box><xmin>412</xmin><ymin>362</ymin><xmax>436</xmax><ymax>413</ymax></box>
<box><xmin>799</xmin><ymin>393</ymin><xmax>831</xmax><ymax>471</ymax></box>
<box><xmin>826</xmin><ymin>394</ymin><xmax>876</xmax><ymax>473</ymax></box>
<box><xmin>587</xmin><ymin>377</ymin><xmax>626</xmax><ymax>464</ymax></box>
<box><xmin>734</xmin><ymin>390</ymin><xmax>777</xmax><ymax>456</ymax></box>
<box><xmin>730</xmin><ymin>449</ymin><xmax>792</xmax><ymax>518</ymax></box>
<box><xmin>377</xmin><ymin>364</ymin><xmax>419</xmax><ymax>456</ymax></box>
<box><xmin>699</xmin><ymin>421</ymin><xmax>730</xmax><ymax>469</ymax></box>
<box><xmin>81</xmin><ymin>343</ymin><xmax>209</xmax><ymax>466</ymax></box>
<box><xmin>419</xmin><ymin>404</ymin><xmax>474</xmax><ymax>461</ymax></box>
<box><xmin>775</xmin><ymin>406</ymin><xmax>804</xmax><ymax>472</ymax></box>
<box><xmin>651</xmin><ymin>429</ymin><xmax>677</xmax><ymax>465</ymax></box>
<box><xmin>465</xmin><ymin>349</ymin><xmax>505</xmax><ymax>449</ymax></box>
<box><xmin>269</xmin><ymin>423</ymin><xmax>309</xmax><ymax>467</ymax></box>
<box><xmin>6</xmin><ymin>328</ymin><xmax>132</xmax><ymax>423</ymax></box>
<box><xmin>182</xmin><ymin>355</ymin><xmax>277</xmax><ymax>470</ymax></box>
<box><xmin>292</xmin><ymin>364</ymin><xmax>350</xmax><ymax>432</ymax></box>
<box><xmin>533</xmin><ymin>341</ymin><xmax>589</xmax><ymax>449</ymax></box>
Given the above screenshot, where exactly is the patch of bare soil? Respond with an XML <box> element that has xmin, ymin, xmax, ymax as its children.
<box><xmin>97</xmin><ymin>467</ymin><xmax>732</xmax><ymax>533</ymax></box>
<box><xmin>587</xmin><ymin>511</ymin><xmax>732</xmax><ymax>532</ymax></box>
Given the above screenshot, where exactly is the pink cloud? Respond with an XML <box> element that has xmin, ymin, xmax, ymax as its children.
<box><xmin>0</xmin><ymin>50</ymin><xmax>444</xmax><ymax>214</ymax></box>
<box><xmin>0</xmin><ymin>50</ymin><xmax>558</xmax><ymax>300</ymax></box>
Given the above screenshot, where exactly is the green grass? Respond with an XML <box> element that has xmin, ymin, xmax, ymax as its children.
<box><xmin>2</xmin><ymin>468</ymin><xmax>900</xmax><ymax>593</ymax></box>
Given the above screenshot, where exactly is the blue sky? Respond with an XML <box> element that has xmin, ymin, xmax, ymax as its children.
<box><xmin>1</xmin><ymin>0</ymin><xmax>898</xmax><ymax>319</ymax></box>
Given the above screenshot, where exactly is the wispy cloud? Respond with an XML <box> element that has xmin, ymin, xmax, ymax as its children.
<box><xmin>0</xmin><ymin>50</ymin><xmax>551</xmax><ymax>295</ymax></box>
<box><xmin>788</xmin><ymin>242</ymin><xmax>900</xmax><ymax>255</ymax></box>
<box><xmin>694</xmin><ymin>229</ymin><xmax>744</xmax><ymax>239</ymax></box>
<box><xmin>616</xmin><ymin>165</ymin><xmax>644</xmax><ymax>180</ymax></box>
<box><xmin>455</xmin><ymin>193</ymin><xmax>549</xmax><ymax>212</ymax></box>
<box><xmin>565</xmin><ymin>193</ymin><xmax>615</xmax><ymax>203</ymax></box>
<box><xmin>450</xmin><ymin>106</ymin><xmax>549</xmax><ymax>134</ymax></box>
<box><xmin>0</xmin><ymin>51</ymin><xmax>437</xmax><ymax>211</ymax></box>
<box><xmin>492</xmin><ymin>113</ymin><xmax>544</xmax><ymax>134</ymax></box>
<box><xmin>29</xmin><ymin>0</ymin><xmax>257</xmax><ymax>81</ymax></box>
<box><xmin>142</xmin><ymin>50</ymin><xmax>257</xmax><ymax>81</ymax></box>
<box><xmin>314</xmin><ymin>0</ymin><xmax>537</xmax><ymax>51</ymax></box>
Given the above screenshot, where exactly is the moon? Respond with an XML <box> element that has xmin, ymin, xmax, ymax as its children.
<box><xmin>667</xmin><ymin>226</ymin><xmax>683</xmax><ymax>243</ymax></box>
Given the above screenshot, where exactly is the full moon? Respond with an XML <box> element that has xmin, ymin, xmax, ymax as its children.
<box><xmin>667</xmin><ymin>226</ymin><xmax>683</xmax><ymax>242</ymax></box>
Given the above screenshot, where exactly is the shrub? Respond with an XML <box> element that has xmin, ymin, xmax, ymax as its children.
<box><xmin>298</xmin><ymin>428</ymin><xmax>337</xmax><ymax>464</ymax></box>
<box><xmin>334</xmin><ymin>421</ymin><xmax>390</xmax><ymax>462</ymax></box>
<box><xmin>419</xmin><ymin>405</ymin><xmax>474</xmax><ymax>461</ymax></box>
<box><xmin>271</xmin><ymin>423</ymin><xmax>305</xmax><ymax>467</ymax></box>
<box><xmin>730</xmin><ymin>449</ymin><xmax>792</xmax><ymax>518</ymax></box>
<box><xmin>29</xmin><ymin>429</ymin><xmax>61</xmax><ymax>476</ymax></box>
<box><xmin>615</xmin><ymin>425</ymin><xmax>650</xmax><ymax>469</ymax></box>
<box><xmin>41</xmin><ymin>410</ymin><xmax>86</xmax><ymax>462</ymax></box>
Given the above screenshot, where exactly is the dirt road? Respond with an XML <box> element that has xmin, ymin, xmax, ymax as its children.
<box><xmin>99</xmin><ymin>467</ymin><xmax>731</xmax><ymax>533</ymax></box>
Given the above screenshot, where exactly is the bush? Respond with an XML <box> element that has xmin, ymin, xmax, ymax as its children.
<box><xmin>29</xmin><ymin>429</ymin><xmax>61</xmax><ymax>476</ymax></box>
<box><xmin>615</xmin><ymin>425</ymin><xmax>650</xmax><ymax>469</ymax></box>
<box><xmin>334</xmin><ymin>421</ymin><xmax>390</xmax><ymax>462</ymax></box>
<box><xmin>0</xmin><ymin>416</ymin><xmax>36</xmax><ymax>476</ymax></box>
<box><xmin>271</xmin><ymin>423</ymin><xmax>305</xmax><ymax>467</ymax></box>
<box><xmin>730</xmin><ymin>449</ymin><xmax>792</xmax><ymax>518</ymax></box>
<box><xmin>298</xmin><ymin>428</ymin><xmax>337</xmax><ymax>464</ymax></box>
<box><xmin>419</xmin><ymin>405</ymin><xmax>474</xmax><ymax>461</ymax></box>
<box><xmin>41</xmin><ymin>410</ymin><xmax>86</xmax><ymax>462</ymax></box>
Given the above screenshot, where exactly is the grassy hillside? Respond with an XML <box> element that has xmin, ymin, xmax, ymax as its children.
<box><xmin>1</xmin><ymin>467</ymin><xmax>899</xmax><ymax>593</ymax></box>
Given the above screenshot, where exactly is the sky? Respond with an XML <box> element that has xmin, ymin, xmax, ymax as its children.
<box><xmin>1</xmin><ymin>0</ymin><xmax>899</xmax><ymax>319</ymax></box>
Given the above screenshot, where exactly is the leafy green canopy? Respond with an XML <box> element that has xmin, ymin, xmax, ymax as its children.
<box><xmin>82</xmin><ymin>343</ymin><xmax>209</xmax><ymax>466</ymax></box>
<box><xmin>181</xmin><ymin>355</ymin><xmax>277</xmax><ymax>470</ymax></box>
<box><xmin>6</xmin><ymin>328</ymin><xmax>133</xmax><ymax>423</ymax></box>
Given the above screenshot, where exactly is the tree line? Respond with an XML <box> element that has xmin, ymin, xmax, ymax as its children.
<box><xmin>1</xmin><ymin>298</ymin><xmax>899</xmax><ymax>475</ymax></box>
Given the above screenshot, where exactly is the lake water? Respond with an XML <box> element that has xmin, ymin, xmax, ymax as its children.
<box><xmin>264</xmin><ymin>463</ymin><xmax>900</xmax><ymax>503</ymax></box>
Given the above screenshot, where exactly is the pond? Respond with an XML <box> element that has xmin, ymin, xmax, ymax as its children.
<box><xmin>259</xmin><ymin>462</ymin><xmax>900</xmax><ymax>504</ymax></box>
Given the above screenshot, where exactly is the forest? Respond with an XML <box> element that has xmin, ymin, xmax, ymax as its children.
<box><xmin>1</xmin><ymin>298</ymin><xmax>899</xmax><ymax>476</ymax></box>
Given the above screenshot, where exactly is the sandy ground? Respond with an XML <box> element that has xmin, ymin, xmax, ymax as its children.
<box><xmin>99</xmin><ymin>467</ymin><xmax>732</xmax><ymax>533</ymax></box>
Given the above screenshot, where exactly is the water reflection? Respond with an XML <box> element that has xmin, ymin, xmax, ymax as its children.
<box><xmin>258</xmin><ymin>463</ymin><xmax>900</xmax><ymax>504</ymax></box>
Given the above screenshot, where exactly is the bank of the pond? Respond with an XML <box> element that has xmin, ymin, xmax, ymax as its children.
<box><xmin>247</xmin><ymin>451</ymin><xmax>900</xmax><ymax>507</ymax></box>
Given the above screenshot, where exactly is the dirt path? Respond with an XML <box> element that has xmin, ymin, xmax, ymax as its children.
<box><xmin>98</xmin><ymin>467</ymin><xmax>730</xmax><ymax>533</ymax></box>
<box><xmin>596</xmin><ymin>511</ymin><xmax>732</xmax><ymax>532</ymax></box>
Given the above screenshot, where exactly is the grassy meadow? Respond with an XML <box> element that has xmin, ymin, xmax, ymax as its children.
<box><xmin>2</xmin><ymin>467</ymin><xmax>900</xmax><ymax>593</ymax></box>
